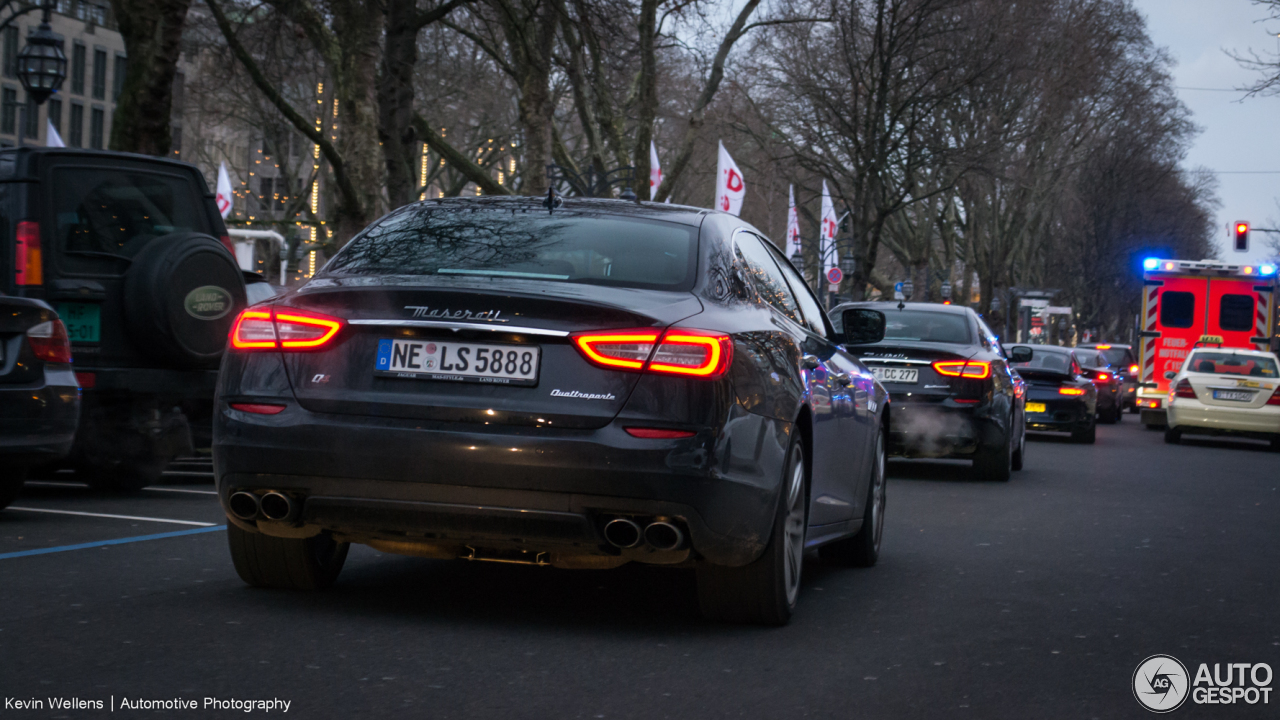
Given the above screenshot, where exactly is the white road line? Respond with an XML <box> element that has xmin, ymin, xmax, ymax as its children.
<box><xmin>145</xmin><ymin>487</ymin><xmax>218</xmax><ymax>495</ymax></box>
<box><xmin>22</xmin><ymin>481</ymin><xmax>217</xmax><ymax>496</ymax></box>
<box><xmin>5</xmin><ymin>507</ymin><xmax>217</xmax><ymax>527</ymax></box>
<box><xmin>161</xmin><ymin>471</ymin><xmax>214</xmax><ymax>477</ymax></box>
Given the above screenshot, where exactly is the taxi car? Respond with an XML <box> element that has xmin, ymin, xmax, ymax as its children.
<box><xmin>1163</xmin><ymin>344</ymin><xmax>1280</xmax><ymax>449</ymax></box>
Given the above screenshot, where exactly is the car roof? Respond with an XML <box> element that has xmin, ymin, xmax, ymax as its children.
<box><xmin>0</xmin><ymin>146</ymin><xmax>207</xmax><ymax>181</ymax></box>
<box><xmin>1007</xmin><ymin>343</ymin><xmax>1074</xmax><ymax>354</ymax></box>
<box><xmin>401</xmin><ymin>196</ymin><xmax>713</xmax><ymax>228</ymax></box>
<box><xmin>1080</xmin><ymin>343</ymin><xmax>1132</xmax><ymax>349</ymax></box>
<box><xmin>835</xmin><ymin>301</ymin><xmax>971</xmax><ymax>316</ymax></box>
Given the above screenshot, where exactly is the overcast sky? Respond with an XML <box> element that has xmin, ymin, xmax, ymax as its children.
<box><xmin>1133</xmin><ymin>0</ymin><xmax>1280</xmax><ymax>262</ymax></box>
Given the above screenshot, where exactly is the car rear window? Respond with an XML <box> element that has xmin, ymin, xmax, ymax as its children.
<box><xmin>880</xmin><ymin>310</ymin><xmax>971</xmax><ymax>344</ymax></box>
<box><xmin>1074</xmin><ymin>350</ymin><xmax>1106</xmax><ymax>367</ymax></box>
<box><xmin>322</xmin><ymin>206</ymin><xmax>698</xmax><ymax>291</ymax></box>
<box><xmin>1097</xmin><ymin>348</ymin><xmax>1130</xmax><ymax>366</ymax></box>
<box><xmin>1160</xmin><ymin>291</ymin><xmax>1195</xmax><ymax>328</ymax></box>
<box><xmin>1011</xmin><ymin>349</ymin><xmax>1073</xmax><ymax>373</ymax></box>
<box><xmin>53</xmin><ymin>167</ymin><xmax>207</xmax><ymax>275</ymax></box>
<box><xmin>1184</xmin><ymin>352</ymin><xmax>1278</xmax><ymax>377</ymax></box>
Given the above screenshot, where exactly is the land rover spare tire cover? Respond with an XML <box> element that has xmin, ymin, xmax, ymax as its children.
<box><xmin>123</xmin><ymin>232</ymin><xmax>247</xmax><ymax>367</ymax></box>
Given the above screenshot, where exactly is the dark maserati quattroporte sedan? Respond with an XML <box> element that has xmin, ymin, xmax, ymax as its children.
<box><xmin>214</xmin><ymin>197</ymin><xmax>889</xmax><ymax>625</ymax></box>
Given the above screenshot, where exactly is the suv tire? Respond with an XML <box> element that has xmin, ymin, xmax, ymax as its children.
<box><xmin>228</xmin><ymin>524</ymin><xmax>349</xmax><ymax>591</ymax></box>
<box><xmin>1071</xmin><ymin>418</ymin><xmax>1097</xmax><ymax>444</ymax></box>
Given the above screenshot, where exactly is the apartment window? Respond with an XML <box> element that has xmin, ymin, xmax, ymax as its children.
<box><xmin>112</xmin><ymin>54</ymin><xmax>126</xmax><ymax>100</ymax></box>
<box><xmin>92</xmin><ymin>49</ymin><xmax>106</xmax><ymax>100</ymax></box>
<box><xmin>1</xmin><ymin>87</ymin><xmax>15</xmax><ymax>134</ymax></box>
<box><xmin>71</xmin><ymin>43</ymin><xmax>85</xmax><ymax>94</ymax></box>
<box><xmin>68</xmin><ymin>102</ymin><xmax>83</xmax><ymax>147</ymax></box>
<box><xmin>89</xmin><ymin>106</ymin><xmax>103</xmax><ymax>148</ymax></box>
<box><xmin>23</xmin><ymin>94</ymin><xmax>36</xmax><ymax>138</ymax></box>
<box><xmin>47</xmin><ymin>98</ymin><xmax>61</xmax><ymax>134</ymax></box>
<box><xmin>2</xmin><ymin>27</ymin><xmax>16</xmax><ymax>78</ymax></box>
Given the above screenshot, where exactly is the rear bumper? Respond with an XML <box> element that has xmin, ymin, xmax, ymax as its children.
<box><xmin>213</xmin><ymin>402</ymin><xmax>787</xmax><ymax>567</ymax></box>
<box><xmin>0</xmin><ymin>368</ymin><xmax>80</xmax><ymax>461</ymax></box>
<box><xmin>77</xmin><ymin>366</ymin><xmax>219</xmax><ymax>401</ymax></box>
<box><xmin>1024</xmin><ymin>396</ymin><xmax>1091</xmax><ymax>432</ymax></box>
<box><xmin>1168</xmin><ymin>400</ymin><xmax>1280</xmax><ymax>436</ymax></box>
<box><xmin>885</xmin><ymin>400</ymin><xmax>1003</xmax><ymax>458</ymax></box>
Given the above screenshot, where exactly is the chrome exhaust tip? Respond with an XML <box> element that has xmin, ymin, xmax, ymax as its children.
<box><xmin>644</xmin><ymin>521</ymin><xmax>685</xmax><ymax>551</ymax></box>
<box><xmin>603</xmin><ymin>518</ymin><xmax>642</xmax><ymax>548</ymax></box>
<box><xmin>258</xmin><ymin>491</ymin><xmax>297</xmax><ymax>522</ymax></box>
<box><xmin>228</xmin><ymin>491</ymin><xmax>260</xmax><ymax>521</ymax></box>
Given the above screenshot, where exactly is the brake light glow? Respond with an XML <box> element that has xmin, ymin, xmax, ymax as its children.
<box><xmin>230</xmin><ymin>402</ymin><xmax>287</xmax><ymax>415</ymax></box>
<box><xmin>1174</xmin><ymin>379</ymin><xmax>1196</xmax><ymax>399</ymax></box>
<box><xmin>27</xmin><ymin>319</ymin><xmax>71</xmax><ymax>363</ymax></box>
<box><xmin>15</xmin><ymin>221</ymin><xmax>41</xmax><ymax>285</ymax></box>
<box><xmin>1140</xmin><ymin>398</ymin><xmax>1162</xmax><ymax>409</ymax></box>
<box><xmin>229</xmin><ymin>307</ymin><xmax>344</xmax><ymax>351</ymax></box>
<box><xmin>571</xmin><ymin>327</ymin><xmax>732</xmax><ymax>379</ymax></box>
<box><xmin>1095</xmin><ymin>344</ymin><xmax>1112</xmax><ymax>349</ymax></box>
<box><xmin>1129</xmin><ymin>364</ymin><xmax>1139</xmax><ymax>374</ymax></box>
<box><xmin>1267</xmin><ymin>387</ymin><xmax>1280</xmax><ymax>406</ymax></box>
<box><xmin>1058</xmin><ymin>387</ymin><xmax>1086</xmax><ymax>396</ymax></box>
<box><xmin>933</xmin><ymin>360</ymin><xmax>991</xmax><ymax>379</ymax></box>
<box><xmin>1097</xmin><ymin>372</ymin><xmax>1110</xmax><ymax>382</ymax></box>
<box><xmin>625</xmin><ymin>427</ymin><xmax>696</xmax><ymax>439</ymax></box>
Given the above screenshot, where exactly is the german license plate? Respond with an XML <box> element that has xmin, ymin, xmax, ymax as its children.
<box><xmin>1212</xmin><ymin>389</ymin><xmax>1253</xmax><ymax>402</ymax></box>
<box><xmin>1026</xmin><ymin>402</ymin><xmax>1047</xmax><ymax>413</ymax></box>
<box><xmin>870</xmin><ymin>367</ymin><xmax>919</xmax><ymax>384</ymax></box>
<box><xmin>375</xmin><ymin>338</ymin><xmax>539</xmax><ymax>386</ymax></box>
<box><xmin>55</xmin><ymin>302</ymin><xmax>100</xmax><ymax>343</ymax></box>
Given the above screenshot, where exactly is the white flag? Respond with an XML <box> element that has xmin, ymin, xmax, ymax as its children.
<box><xmin>715</xmin><ymin>140</ymin><xmax>745</xmax><ymax>216</ymax></box>
<box><xmin>45</xmin><ymin>119</ymin><xmax>64</xmax><ymax>147</ymax></box>
<box><xmin>786</xmin><ymin>184</ymin><xmax>800</xmax><ymax>258</ymax></box>
<box><xmin>649</xmin><ymin>140</ymin><xmax>662</xmax><ymax>201</ymax></box>
<box><xmin>216</xmin><ymin>162</ymin><xmax>233</xmax><ymax>219</ymax></box>
<box><xmin>820</xmin><ymin>180</ymin><xmax>838</xmax><ymax>281</ymax></box>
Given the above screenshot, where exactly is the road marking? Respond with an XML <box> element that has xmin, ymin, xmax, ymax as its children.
<box><xmin>22</xmin><ymin>481</ymin><xmax>217</xmax><ymax>496</ymax></box>
<box><xmin>0</xmin><ymin>526</ymin><xmax>226</xmax><ymax>560</ymax></box>
<box><xmin>161</xmin><ymin>471</ymin><xmax>214</xmax><ymax>477</ymax></box>
<box><xmin>5</xmin><ymin>507</ymin><xmax>218</xmax><ymax>526</ymax></box>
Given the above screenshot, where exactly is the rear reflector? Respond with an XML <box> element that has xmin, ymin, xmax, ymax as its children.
<box><xmin>625</xmin><ymin>427</ymin><xmax>696</xmax><ymax>439</ymax></box>
<box><xmin>230</xmin><ymin>307</ymin><xmax>344</xmax><ymax>351</ymax></box>
<box><xmin>74</xmin><ymin>372</ymin><xmax>95</xmax><ymax>388</ymax></box>
<box><xmin>27</xmin><ymin>319</ymin><xmax>71</xmax><ymax>363</ymax></box>
<box><xmin>953</xmin><ymin>398</ymin><xmax>979</xmax><ymax>404</ymax></box>
<box><xmin>15</xmin><ymin>220</ymin><xmax>41</xmax><ymax>286</ymax></box>
<box><xmin>1058</xmin><ymin>387</ymin><xmax>1086</xmax><ymax>396</ymax></box>
<box><xmin>933</xmin><ymin>360</ymin><xmax>991</xmax><ymax>379</ymax></box>
<box><xmin>571</xmin><ymin>327</ymin><xmax>732</xmax><ymax>379</ymax></box>
<box><xmin>229</xmin><ymin>403</ymin><xmax>287</xmax><ymax>415</ymax></box>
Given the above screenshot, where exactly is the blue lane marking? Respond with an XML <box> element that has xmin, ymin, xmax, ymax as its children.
<box><xmin>0</xmin><ymin>525</ymin><xmax>226</xmax><ymax>560</ymax></box>
<box><xmin>376</xmin><ymin>338</ymin><xmax>393</xmax><ymax>370</ymax></box>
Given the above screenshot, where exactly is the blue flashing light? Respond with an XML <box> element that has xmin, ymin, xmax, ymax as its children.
<box><xmin>1262</xmin><ymin>264</ymin><xmax>1276</xmax><ymax>276</ymax></box>
<box><xmin>1143</xmin><ymin>257</ymin><xmax>1159</xmax><ymax>271</ymax></box>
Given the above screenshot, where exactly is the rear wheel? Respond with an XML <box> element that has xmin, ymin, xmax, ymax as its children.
<box><xmin>973</xmin><ymin>425</ymin><xmax>1013</xmax><ymax>482</ymax></box>
<box><xmin>227</xmin><ymin>524</ymin><xmax>349</xmax><ymax>590</ymax></box>
<box><xmin>820</xmin><ymin>432</ymin><xmax>886</xmax><ymax>567</ymax></box>
<box><xmin>0</xmin><ymin>467</ymin><xmax>26</xmax><ymax>510</ymax></box>
<box><xmin>1164</xmin><ymin>426</ymin><xmax>1182</xmax><ymax>445</ymax></box>
<box><xmin>697</xmin><ymin>438</ymin><xmax>806</xmax><ymax>625</ymax></box>
<box><xmin>1071</xmin><ymin>417</ymin><xmax>1097</xmax><ymax>444</ymax></box>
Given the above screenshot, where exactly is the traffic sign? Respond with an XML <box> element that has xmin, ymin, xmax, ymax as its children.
<box><xmin>894</xmin><ymin>281</ymin><xmax>904</xmax><ymax>300</ymax></box>
<box><xmin>826</xmin><ymin>267</ymin><xmax>843</xmax><ymax>285</ymax></box>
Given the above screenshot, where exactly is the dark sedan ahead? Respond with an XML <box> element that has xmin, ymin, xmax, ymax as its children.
<box><xmin>1</xmin><ymin>296</ymin><xmax>79</xmax><ymax>509</ymax></box>
<box><xmin>214</xmin><ymin>198</ymin><xmax>889</xmax><ymax>625</ymax></box>
<box><xmin>1006</xmin><ymin>344</ymin><xmax>1098</xmax><ymax>443</ymax></box>
<box><xmin>833</xmin><ymin>302</ymin><xmax>1025</xmax><ymax>482</ymax></box>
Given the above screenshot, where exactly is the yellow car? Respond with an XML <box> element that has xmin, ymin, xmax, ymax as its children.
<box><xmin>1164</xmin><ymin>347</ymin><xmax>1280</xmax><ymax>449</ymax></box>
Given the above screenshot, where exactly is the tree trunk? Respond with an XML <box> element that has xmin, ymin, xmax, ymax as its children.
<box><xmin>108</xmin><ymin>0</ymin><xmax>192</xmax><ymax>156</ymax></box>
<box><xmin>330</xmin><ymin>0</ymin><xmax>385</xmax><ymax>243</ymax></box>
<box><xmin>631</xmin><ymin>0</ymin><xmax>658</xmax><ymax>200</ymax></box>
<box><xmin>378</xmin><ymin>0</ymin><xmax>420</xmax><ymax>210</ymax></box>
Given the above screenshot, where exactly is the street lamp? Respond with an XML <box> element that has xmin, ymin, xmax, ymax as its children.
<box><xmin>789</xmin><ymin>251</ymin><xmax>805</xmax><ymax>276</ymax></box>
<box><xmin>17</xmin><ymin>6</ymin><xmax>66</xmax><ymax>106</ymax></box>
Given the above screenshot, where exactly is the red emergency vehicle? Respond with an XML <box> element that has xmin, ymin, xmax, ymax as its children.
<box><xmin>1137</xmin><ymin>258</ymin><xmax>1278</xmax><ymax>427</ymax></box>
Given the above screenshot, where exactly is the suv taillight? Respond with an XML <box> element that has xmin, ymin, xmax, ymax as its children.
<box><xmin>571</xmin><ymin>327</ymin><xmax>732</xmax><ymax>378</ymax></box>
<box><xmin>15</xmin><ymin>220</ymin><xmax>41</xmax><ymax>286</ymax></box>
<box><xmin>229</xmin><ymin>307</ymin><xmax>344</xmax><ymax>351</ymax></box>
<box><xmin>27</xmin><ymin>319</ymin><xmax>71</xmax><ymax>363</ymax></box>
<box><xmin>1174</xmin><ymin>379</ymin><xmax>1196</xmax><ymax>399</ymax></box>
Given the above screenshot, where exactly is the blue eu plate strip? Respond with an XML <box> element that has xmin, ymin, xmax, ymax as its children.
<box><xmin>376</xmin><ymin>338</ymin><xmax>393</xmax><ymax>370</ymax></box>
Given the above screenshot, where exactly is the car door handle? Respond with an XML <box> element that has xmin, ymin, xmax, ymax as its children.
<box><xmin>832</xmin><ymin>372</ymin><xmax>852</xmax><ymax>386</ymax></box>
<box><xmin>801</xmin><ymin>355</ymin><xmax>821</xmax><ymax>370</ymax></box>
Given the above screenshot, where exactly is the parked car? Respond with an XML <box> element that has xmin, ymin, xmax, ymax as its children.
<box><xmin>1006</xmin><ymin>344</ymin><xmax>1098</xmax><ymax>443</ymax></box>
<box><xmin>832</xmin><ymin>301</ymin><xmax>1025</xmax><ymax>482</ymax></box>
<box><xmin>1163</xmin><ymin>346</ymin><xmax>1280</xmax><ymax>449</ymax></box>
<box><xmin>1</xmin><ymin>147</ymin><xmax>248</xmax><ymax>490</ymax></box>
<box><xmin>1079</xmin><ymin>343</ymin><xmax>1138</xmax><ymax>413</ymax></box>
<box><xmin>1072</xmin><ymin>347</ymin><xmax>1124</xmax><ymax>424</ymax></box>
<box><xmin>214</xmin><ymin>197</ymin><xmax>890</xmax><ymax>625</ymax></box>
<box><xmin>0</xmin><ymin>296</ymin><xmax>79</xmax><ymax>509</ymax></box>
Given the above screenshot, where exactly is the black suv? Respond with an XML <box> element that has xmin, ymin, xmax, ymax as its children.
<box><xmin>2</xmin><ymin>147</ymin><xmax>247</xmax><ymax>489</ymax></box>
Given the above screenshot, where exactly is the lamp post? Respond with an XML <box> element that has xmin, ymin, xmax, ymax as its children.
<box><xmin>15</xmin><ymin>2</ymin><xmax>67</xmax><ymax>146</ymax></box>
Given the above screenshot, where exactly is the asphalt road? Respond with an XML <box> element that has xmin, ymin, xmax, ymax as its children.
<box><xmin>1</xmin><ymin>421</ymin><xmax>1277</xmax><ymax>719</ymax></box>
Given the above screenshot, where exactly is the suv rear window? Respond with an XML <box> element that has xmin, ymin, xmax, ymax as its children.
<box><xmin>53</xmin><ymin>167</ymin><xmax>206</xmax><ymax>275</ymax></box>
<box><xmin>1160</xmin><ymin>291</ymin><xmax>1195</xmax><ymax>329</ymax></box>
<box><xmin>1096</xmin><ymin>348</ymin><xmax>1131</xmax><ymax>366</ymax></box>
<box><xmin>323</xmin><ymin>206</ymin><xmax>697</xmax><ymax>291</ymax></box>
<box><xmin>1218</xmin><ymin>294</ymin><xmax>1254</xmax><ymax>332</ymax></box>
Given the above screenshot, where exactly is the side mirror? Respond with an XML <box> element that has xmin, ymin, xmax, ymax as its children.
<box><xmin>841</xmin><ymin>308</ymin><xmax>885</xmax><ymax>345</ymax></box>
<box><xmin>1009</xmin><ymin>346</ymin><xmax>1033</xmax><ymax>363</ymax></box>
<box><xmin>1164</xmin><ymin>370</ymin><xmax>1176</xmax><ymax>380</ymax></box>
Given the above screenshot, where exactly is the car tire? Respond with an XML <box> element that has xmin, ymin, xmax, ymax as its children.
<box><xmin>1011</xmin><ymin>419</ymin><xmax>1026</xmax><ymax>472</ymax></box>
<box><xmin>697</xmin><ymin>437</ymin><xmax>807</xmax><ymax>625</ymax></box>
<box><xmin>80</xmin><ymin>457</ymin><xmax>167</xmax><ymax>492</ymax></box>
<box><xmin>0</xmin><ymin>467</ymin><xmax>26</xmax><ymax>510</ymax></box>
<box><xmin>820</xmin><ymin>432</ymin><xmax>886</xmax><ymax>567</ymax></box>
<box><xmin>973</xmin><ymin>426</ymin><xmax>1013</xmax><ymax>482</ymax></box>
<box><xmin>227</xmin><ymin>524</ymin><xmax>349</xmax><ymax>591</ymax></box>
<box><xmin>1102</xmin><ymin>404</ymin><xmax>1119</xmax><ymax>424</ymax></box>
<box><xmin>1071</xmin><ymin>419</ymin><xmax>1097</xmax><ymax>444</ymax></box>
<box><xmin>1164</xmin><ymin>426</ymin><xmax>1182</xmax><ymax>445</ymax></box>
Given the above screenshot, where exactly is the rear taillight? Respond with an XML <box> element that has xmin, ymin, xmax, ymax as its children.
<box><xmin>1129</xmin><ymin>364</ymin><xmax>1139</xmax><ymax>374</ymax></box>
<box><xmin>1097</xmin><ymin>372</ymin><xmax>1110</xmax><ymax>382</ymax></box>
<box><xmin>933</xmin><ymin>359</ymin><xmax>991</xmax><ymax>379</ymax></box>
<box><xmin>27</xmin><ymin>319</ymin><xmax>71</xmax><ymax>363</ymax></box>
<box><xmin>75</xmin><ymin>372</ymin><xmax>95</xmax><ymax>388</ymax></box>
<box><xmin>1174</xmin><ymin>379</ymin><xmax>1196</xmax><ymax>399</ymax></box>
<box><xmin>1059</xmin><ymin>387</ymin><xmax>1085</xmax><ymax>396</ymax></box>
<box><xmin>15</xmin><ymin>220</ymin><xmax>41</xmax><ymax>286</ymax></box>
<box><xmin>230</xmin><ymin>307</ymin><xmax>344</xmax><ymax>351</ymax></box>
<box><xmin>1267</xmin><ymin>387</ymin><xmax>1280</xmax><ymax>406</ymax></box>
<box><xmin>571</xmin><ymin>327</ymin><xmax>733</xmax><ymax>379</ymax></box>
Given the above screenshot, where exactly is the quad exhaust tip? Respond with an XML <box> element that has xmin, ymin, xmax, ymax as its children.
<box><xmin>643</xmin><ymin>521</ymin><xmax>685</xmax><ymax>551</ymax></box>
<box><xmin>603</xmin><ymin>518</ymin><xmax>642</xmax><ymax>548</ymax></box>
<box><xmin>258</xmin><ymin>491</ymin><xmax>298</xmax><ymax>522</ymax></box>
<box><xmin>228</xmin><ymin>491</ymin><xmax>260</xmax><ymax>521</ymax></box>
